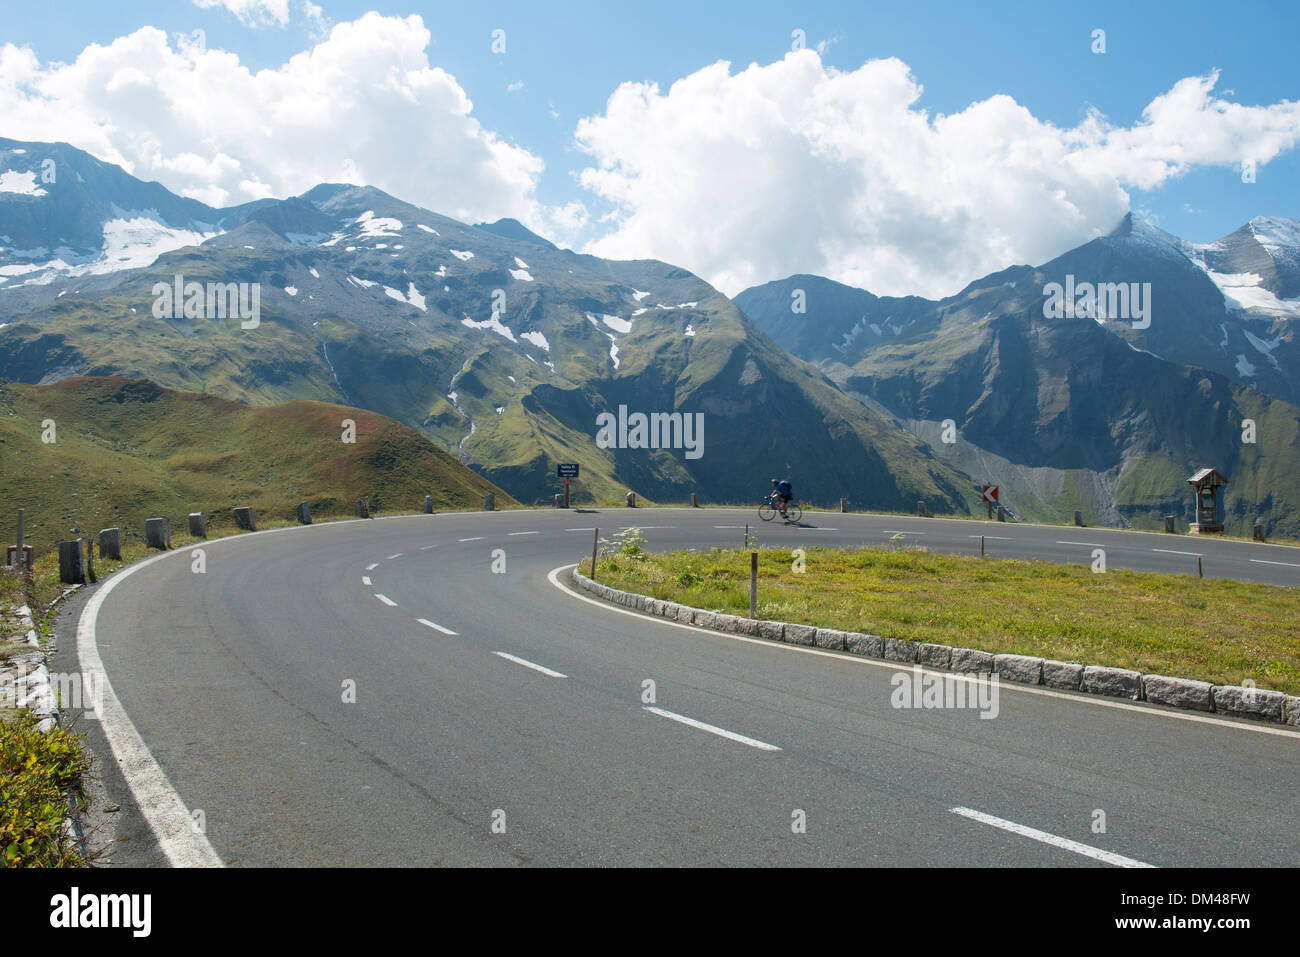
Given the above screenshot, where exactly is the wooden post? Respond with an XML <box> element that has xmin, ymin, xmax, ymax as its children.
<box><xmin>980</xmin><ymin>535</ymin><xmax>985</xmax><ymax>558</ymax></box>
<box><xmin>750</xmin><ymin>551</ymin><xmax>758</xmax><ymax>618</ymax></box>
<box><xmin>1197</xmin><ymin>556</ymin><xmax>1203</xmax><ymax>578</ymax></box>
<box><xmin>16</xmin><ymin>508</ymin><xmax>25</xmax><ymax>577</ymax></box>
<box><xmin>986</xmin><ymin>501</ymin><xmax>992</xmax><ymax>520</ymax></box>
<box><xmin>590</xmin><ymin>528</ymin><xmax>599</xmax><ymax>581</ymax></box>
<box><xmin>565</xmin><ymin>482</ymin><xmax>571</xmax><ymax>509</ymax></box>
<box><xmin>745</xmin><ymin>524</ymin><xmax>749</xmax><ymax>548</ymax></box>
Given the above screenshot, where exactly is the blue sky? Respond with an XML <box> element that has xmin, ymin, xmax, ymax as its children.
<box><xmin>2</xmin><ymin>0</ymin><xmax>1297</xmax><ymax>295</ymax></box>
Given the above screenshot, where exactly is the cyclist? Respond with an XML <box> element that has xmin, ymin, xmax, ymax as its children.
<box><xmin>769</xmin><ymin>478</ymin><xmax>794</xmax><ymax>517</ymax></box>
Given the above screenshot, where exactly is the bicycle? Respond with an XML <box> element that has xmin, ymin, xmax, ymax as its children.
<box><xmin>758</xmin><ymin>497</ymin><xmax>802</xmax><ymax>524</ymax></box>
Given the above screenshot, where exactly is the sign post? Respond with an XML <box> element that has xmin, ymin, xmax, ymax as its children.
<box><xmin>981</xmin><ymin>485</ymin><xmax>999</xmax><ymax>520</ymax></box>
<box><xmin>557</xmin><ymin>464</ymin><xmax>579</xmax><ymax>509</ymax></box>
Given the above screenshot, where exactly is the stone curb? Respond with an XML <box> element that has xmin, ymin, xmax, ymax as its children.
<box><xmin>570</xmin><ymin>568</ymin><xmax>1297</xmax><ymax>727</ymax></box>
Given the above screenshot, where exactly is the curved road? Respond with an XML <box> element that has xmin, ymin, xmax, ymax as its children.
<box><xmin>54</xmin><ymin>508</ymin><xmax>1300</xmax><ymax>867</ymax></box>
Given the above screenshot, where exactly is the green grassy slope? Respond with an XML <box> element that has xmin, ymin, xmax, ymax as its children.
<box><xmin>0</xmin><ymin>376</ymin><xmax>516</xmax><ymax>556</ymax></box>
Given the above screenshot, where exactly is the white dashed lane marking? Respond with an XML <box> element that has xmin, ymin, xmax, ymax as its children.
<box><xmin>366</xmin><ymin>563</ymin><xmax>379</xmax><ymax>571</ymax></box>
<box><xmin>492</xmin><ymin>652</ymin><xmax>566</xmax><ymax>678</ymax></box>
<box><xmin>458</xmin><ymin>537</ymin><xmax>484</xmax><ymax>542</ymax></box>
<box><xmin>386</xmin><ymin>553</ymin><xmax>402</xmax><ymax>560</ymax></box>
<box><xmin>508</xmin><ymin>531</ymin><xmax>539</xmax><ymax>536</ymax></box>
<box><xmin>642</xmin><ymin>706</ymin><xmax>781</xmax><ymax>752</ymax></box>
<box><xmin>374</xmin><ymin>594</ymin><xmax>397</xmax><ymax>607</ymax></box>
<box><xmin>1251</xmin><ymin>558</ymin><xmax>1300</xmax><ymax>568</ymax></box>
<box><xmin>361</xmin><ymin>576</ymin><xmax>371</xmax><ymax>586</ymax></box>
<box><xmin>949</xmin><ymin>807</ymin><xmax>1154</xmax><ymax>868</ymax></box>
<box><xmin>416</xmin><ymin>618</ymin><xmax>457</xmax><ymax>635</ymax></box>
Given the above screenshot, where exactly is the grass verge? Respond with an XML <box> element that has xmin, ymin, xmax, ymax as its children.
<box><xmin>592</xmin><ymin>543</ymin><xmax>1300</xmax><ymax>695</ymax></box>
<box><xmin>0</xmin><ymin>711</ymin><xmax>89</xmax><ymax>866</ymax></box>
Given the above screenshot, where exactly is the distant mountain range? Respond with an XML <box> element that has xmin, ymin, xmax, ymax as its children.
<box><xmin>0</xmin><ymin>137</ymin><xmax>970</xmax><ymax>512</ymax></box>
<box><xmin>735</xmin><ymin>215</ymin><xmax>1300</xmax><ymax>536</ymax></box>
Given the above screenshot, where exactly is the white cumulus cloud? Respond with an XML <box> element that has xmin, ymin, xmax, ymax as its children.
<box><xmin>193</xmin><ymin>0</ymin><xmax>291</xmax><ymax>28</ymax></box>
<box><xmin>575</xmin><ymin>52</ymin><xmax>1300</xmax><ymax>297</ymax></box>
<box><xmin>0</xmin><ymin>13</ymin><xmax>550</xmax><ymax>226</ymax></box>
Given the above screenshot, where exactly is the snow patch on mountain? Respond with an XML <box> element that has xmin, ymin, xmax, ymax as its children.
<box><xmin>0</xmin><ymin>170</ymin><xmax>47</xmax><ymax>197</ymax></box>
<box><xmin>417</xmin><ymin>224</ymin><xmax>439</xmax><ymax>235</ymax></box>
<box><xmin>1236</xmin><ymin>354</ymin><xmax>1257</xmax><ymax>377</ymax></box>
<box><xmin>514</xmin><ymin>257</ymin><xmax>529</xmax><ymax>269</ymax></box>
<box><xmin>588</xmin><ymin>312</ymin><xmax>632</xmax><ymax>333</ymax></box>
<box><xmin>510</xmin><ymin>268</ymin><xmax>533</xmax><ymax>282</ymax></box>
<box><xmin>348</xmin><ymin>275</ymin><xmax>376</xmax><ymax>288</ymax></box>
<box><xmin>1243</xmin><ymin>329</ymin><xmax>1283</xmax><ymax>370</ymax></box>
<box><xmin>450</xmin><ymin>249</ymin><xmax>475</xmax><ymax>261</ymax></box>
<box><xmin>462</xmin><ymin>312</ymin><xmax>516</xmax><ymax>342</ymax></box>
<box><xmin>520</xmin><ymin>330</ymin><xmax>550</xmax><ymax>351</ymax></box>
<box><xmin>309</xmin><ymin>267</ymin><xmax>320</xmax><ymax>278</ymax></box>
<box><xmin>285</xmin><ymin>286</ymin><xmax>298</xmax><ymax>296</ymax></box>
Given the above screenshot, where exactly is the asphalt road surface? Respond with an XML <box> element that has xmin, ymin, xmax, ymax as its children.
<box><xmin>53</xmin><ymin>507</ymin><xmax>1300</xmax><ymax>867</ymax></box>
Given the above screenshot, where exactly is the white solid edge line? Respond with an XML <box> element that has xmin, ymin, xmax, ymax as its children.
<box><xmin>76</xmin><ymin>551</ymin><xmax>224</xmax><ymax>867</ymax></box>
<box><xmin>566</xmin><ymin>527</ymin><xmax>596</xmax><ymax>531</ymax></box>
<box><xmin>386</xmin><ymin>553</ymin><xmax>402</xmax><ymax>560</ymax></box>
<box><xmin>882</xmin><ymin>530</ymin><xmax>924</xmax><ymax>535</ymax></box>
<box><xmin>458</xmin><ymin>536</ymin><xmax>484</xmax><ymax>542</ymax></box>
<box><xmin>492</xmin><ymin>651</ymin><xmax>566</xmax><ymax>678</ymax></box>
<box><xmin>508</xmin><ymin>531</ymin><xmax>540</xmax><ymax>536</ymax></box>
<box><xmin>374</xmin><ymin>594</ymin><xmax>397</xmax><ymax>606</ymax></box>
<box><xmin>643</xmin><ymin>706</ymin><xmax>781</xmax><ymax>751</ymax></box>
<box><xmin>365</xmin><ymin>562</ymin><xmax>379</xmax><ymax>570</ymax></box>
<box><xmin>546</xmin><ymin>564</ymin><xmax>1300</xmax><ymax>740</ymax></box>
<box><xmin>361</xmin><ymin>576</ymin><xmax>371</xmax><ymax>586</ymax></box>
<box><xmin>1152</xmin><ymin>548</ymin><xmax>1202</xmax><ymax>556</ymax></box>
<box><xmin>1057</xmin><ymin>540</ymin><xmax>1108</xmax><ymax>547</ymax></box>
<box><xmin>416</xmin><ymin>618</ymin><xmax>457</xmax><ymax>635</ymax></box>
<box><xmin>970</xmin><ymin>535</ymin><xmax>1014</xmax><ymax>540</ymax></box>
<box><xmin>1250</xmin><ymin>558</ymin><xmax>1300</xmax><ymax>568</ymax></box>
<box><xmin>950</xmin><ymin>807</ymin><xmax>1154</xmax><ymax>868</ymax></box>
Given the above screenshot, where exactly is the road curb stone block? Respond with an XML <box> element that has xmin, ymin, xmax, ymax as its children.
<box><xmin>884</xmin><ymin>637</ymin><xmax>919</xmax><ymax>662</ymax></box>
<box><xmin>694</xmin><ymin>611</ymin><xmax>717</xmax><ymax>629</ymax></box>
<box><xmin>995</xmin><ymin>654</ymin><xmax>1044</xmax><ymax>685</ymax></box>
<box><xmin>1042</xmin><ymin>660</ymin><xmax>1084</xmax><ymax>690</ymax></box>
<box><xmin>845</xmin><ymin>633</ymin><xmax>884</xmax><ymax>658</ymax></box>
<box><xmin>714</xmin><ymin>614</ymin><xmax>739</xmax><ymax>632</ymax></box>
<box><xmin>784</xmin><ymin>623</ymin><xmax>817</xmax><ymax>646</ymax></box>
<box><xmin>758</xmin><ymin>620</ymin><xmax>785</xmax><ymax>642</ymax></box>
<box><xmin>1082</xmin><ymin>665</ymin><xmax>1142</xmax><ymax>700</ymax></box>
<box><xmin>98</xmin><ymin>528</ymin><xmax>121</xmax><ymax>560</ymax></box>
<box><xmin>233</xmin><ymin>506</ymin><xmax>255</xmax><ymax>531</ymax></box>
<box><xmin>1285</xmin><ymin>697</ymin><xmax>1300</xmax><ymax>726</ymax></box>
<box><xmin>917</xmin><ymin>643</ymin><xmax>952</xmax><ymax>669</ymax></box>
<box><xmin>188</xmin><ymin>512</ymin><xmax>206</xmax><ymax>537</ymax></box>
<box><xmin>1212</xmin><ymin>685</ymin><xmax>1287</xmax><ymax>722</ymax></box>
<box><xmin>145</xmin><ymin>517</ymin><xmax>170</xmax><ymax>550</ymax></box>
<box><xmin>735</xmin><ymin>618</ymin><xmax>761</xmax><ymax>636</ymax></box>
<box><xmin>662</xmin><ymin>602</ymin><xmax>682</xmax><ymax>620</ymax></box>
<box><xmin>951</xmin><ymin>648</ymin><xmax>995</xmax><ymax>673</ymax></box>
<box><xmin>1142</xmin><ymin>675</ymin><xmax>1213</xmax><ymax>712</ymax></box>
<box><xmin>676</xmin><ymin>605</ymin><xmax>695</xmax><ymax>624</ymax></box>
<box><xmin>814</xmin><ymin>628</ymin><xmax>848</xmax><ymax>651</ymax></box>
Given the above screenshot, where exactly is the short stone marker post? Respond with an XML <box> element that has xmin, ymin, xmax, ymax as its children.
<box><xmin>1253</xmin><ymin>521</ymin><xmax>1266</xmax><ymax>542</ymax></box>
<box><xmin>145</xmin><ymin>517</ymin><xmax>171</xmax><ymax>550</ymax></box>
<box><xmin>58</xmin><ymin>538</ymin><xmax>86</xmax><ymax>585</ymax></box>
<box><xmin>355</xmin><ymin>498</ymin><xmax>367</xmax><ymax>518</ymax></box>
<box><xmin>554</xmin><ymin>493</ymin><xmax>563</xmax><ymax>508</ymax></box>
<box><xmin>233</xmin><ymin>507</ymin><xmax>256</xmax><ymax>531</ymax></box>
<box><xmin>997</xmin><ymin>505</ymin><xmax>1005</xmax><ymax>522</ymax></box>
<box><xmin>296</xmin><ymin>502</ymin><xmax>312</xmax><ymax>525</ymax></box>
<box><xmin>626</xmin><ymin>491</ymin><xmax>636</xmax><ymax>507</ymax></box>
<box><xmin>692</xmin><ymin>492</ymin><xmax>699</xmax><ymax>508</ymax></box>
<box><xmin>423</xmin><ymin>495</ymin><xmax>434</xmax><ymax>515</ymax></box>
<box><xmin>918</xmin><ymin>501</ymin><xmax>928</xmax><ymax>517</ymax></box>
<box><xmin>98</xmin><ymin>528</ymin><xmax>121</xmax><ymax>560</ymax></box>
<box><xmin>189</xmin><ymin>512</ymin><xmax>206</xmax><ymax>538</ymax></box>
<box><xmin>1073</xmin><ymin>510</ymin><xmax>1084</xmax><ymax>527</ymax></box>
<box><xmin>840</xmin><ymin>498</ymin><xmax>847</xmax><ymax>513</ymax></box>
<box><xmin>1164</xmin><ymin>515</ymin><xmax>1176</xmax><ymax>533</ymax></box>
<box><xmin>484</xmin><ymin>492</ymin><xmax>495</xmax><ymax>511</ymax></box>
